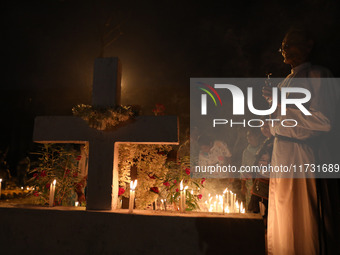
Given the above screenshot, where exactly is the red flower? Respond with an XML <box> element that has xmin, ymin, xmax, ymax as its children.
<box><xmin>33</xmin><ymin>173</ymin><xmax>39</xmax><ymax>180</ymax></box>
<box><xmin>163</xmin><ymin>182</ymin><xmax>170</xmax><ymax>187</ymax></box>
<box><xmin>76</xmin><ymin>155</ymin><xmax>82</xmax><ymax>161</ymax></box>
<box><xmin>185</xmin><ymin>168</ymin><xmax>190</xmax><ymax>175</ymax></box>
<box><xmin>40</xmin><ymin>170</ymin><xmax>47</xmax><ymax>177</ymax></box>
<box><xmin>75</xmin><ymin>183</ymin><xmax>83</xmax><ymax>189</ymax></box>
<box><xmin>148</xmin><ymin>174</ymin><xmax>156</xmax><ymax>179</ymax></box>
<box><xmin>198</xmin><ymin>194</ymin><xmax>203</xmax><ymax>200</ymax></box>
<box><xmin>152</xmin><ymin>103</ymin><xmax>165</xmax><ymax>116</ymax></box>
<box><xmin>33</xmin><ymin>191</ymin><xmax>39</xmax><ymax>197</ymax></box>
<box><xmin>175</xmin><ymin>188</ymin><xmax>179</xmax><ymax>193</ymax></box>
<box><xmin>150</xmin><ymin>187</ymin><xmax>159</xmax><ymax>193</ymax></box>
<box><xmin>173</xmin><ymin>180</ymin><xmax>177</xmax><ymax>184</ymax></box>
<box><xmin>118</xmin><ymin>187</ymin><xmax>125</xmax><ymax>196</ymax></box>
<box><xmin>201</xmin><ymin>178</ymin><xmax>206</xmax><ymax>185</ymax></box>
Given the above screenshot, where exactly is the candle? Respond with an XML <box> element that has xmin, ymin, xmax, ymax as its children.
<box><xmin>49</xmin><ymin>179</ymin><xmax>56</xmax><ymax>207</ymax></box>
<box><xmin>223</xmin><ymin>188</ymin><xmax>228</xmax><ymax>214</ymax></box>
<box><xmin>225</xmin><ymin>205</ymin><xmax>230</xmax><ymax>213</ymax></box>
<box><xmin>215</xmin><ymin>195</ymin><xmax>218</xmax><ymax>212</ymax></box>
<box><xmin>209</xmin><ymin>196</ymin><xmax>213</xmax><ymax>210</ymax></box>
<box><xmin>184</xmin><ymin>185</ymin><xmax>188</xmax><ymax>212</ymax></box>
<box><xmin>179</xmin><ymin>180</ymin><xmax>185</xmax><ymax>213</ymax></box>
<box><xmin>0</xmin><ymin>179</ymin><xmax>2</xmax><ymax>199</ymax></box>
<box><xmin>234</xmin><ymin>193</ymin><xmax>237</xmax><ymax>213</ymax></box>
<box><xmin>129</xmin><ymin>180</ymin><xmax>137</xmax><ymax>213</ymax></box>
<box><xmin>236</xmin><ymin>200</ymin><xmax>240</xmax><ymax>213</ymax></box>
<box><xmin>75</xmin><ymin>201</ymin><xmax>79</xmax><ymax>207</ymax></box>
<box><xmin>230</xmin><ymin>191</ymin><xmax>234</xmax><ymax>212</ymax></box>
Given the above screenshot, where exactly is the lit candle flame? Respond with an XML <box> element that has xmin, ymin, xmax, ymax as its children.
<box><xmin>223</xmin><ymin>188</ymin><xmax>228</xmax><ymax>194</ymax></box>
<box><xmin>53</xmin><ymin>179</ymin><xmax>56</xmax><ymax>185</ymax></box>
<box><xmin>130</xmin><ymin>180</ymin><xmax>138</xmax><ymax>190</ymax></box>
<box><xmin>180</xmin><ymin>180</ymin><xmax>183</xmax><ymax>191</ymax></box>
<box><xmin>226</xmin><ymin>205</ymin><xmax>230</xmax><ymax>213</ymax></box>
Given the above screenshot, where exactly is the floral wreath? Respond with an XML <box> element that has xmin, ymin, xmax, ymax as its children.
<box><xmin>72</xmin><ymin>104</ymin><xmax>134</xmax><ymax>130</ymax></box>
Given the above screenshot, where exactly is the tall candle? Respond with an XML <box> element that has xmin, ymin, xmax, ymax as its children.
<box><xmin>184</xmin><ymin>186</ymin><xmax>188</xmax><ymax>212</ymax></box>
<box><xmin>179</xmin><ymin>180</ymin><xmax>185</xmax><ymax>213</ymax></box>
<box><xmin>234</xmin><ymin>193</ymin><xmax>237</xmax><ymax>213</ymax></box>
<box><xmin>164</xmin><ymin>199</ymin><xmax>167</xmax><ymax>211</ymax></box>
<box><xmin>49</xmin><ymin>179</ymin><xmax>56</xmax><ymax>207</ymax></box>
<box><xmin>230</xmin><ymin>191</ymin><xmax>234</xmax><ymax>212</ymax></box>
<box><xmin>223</xmin><ymin>188</ymin><xmax>228</xmax><ymax>214</ymax></box>
<box><xmin>129</xmin><ymin>180</ymin><xmax>137</xmax><ymax>213</ymax></box>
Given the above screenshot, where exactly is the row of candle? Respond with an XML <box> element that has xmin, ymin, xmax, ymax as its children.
<box><xmin>205</xmin><ymin>188</ymin><xmax>245</xmax><ymax>214</ymax></box>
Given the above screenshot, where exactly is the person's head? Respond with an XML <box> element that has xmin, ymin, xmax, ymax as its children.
<box><xmin>258</xmin><ymin>152</ymin><xmax>271</xmax><ymax>166</ymax></box>
<box><xmin>198</xmin><ymin>134</ymin><xmax>213</xmax><ymax>153</ymax></box>
<box><xmin>246</xmin><ymin>128</ymin><xmax>262</xmax><ymax>147</ymax></box>
<box><xmin>279</xmin><ymin>28</ymin><xmax>314</xmax><ymax>68</ymax></box>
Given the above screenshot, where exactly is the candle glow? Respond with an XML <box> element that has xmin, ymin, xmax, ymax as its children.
<box><xmin>128</xmin><ymin>179</ymin><xmax>137</xmax><ymax>213</ymax></box>
<box><xmin>49</xmin><ymin>179</ymin><xmax>56</xmax><ymax>207</ymax></box>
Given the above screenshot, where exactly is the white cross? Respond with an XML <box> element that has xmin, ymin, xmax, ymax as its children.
<box><xmin>33</xmin><ymin>58</ymin><xmax>179</xmax><ymax>210</ymax></box>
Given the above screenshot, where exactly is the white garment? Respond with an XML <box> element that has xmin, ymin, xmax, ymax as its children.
<box><xmin>267</xmin><ymin>63</ymin><xmax>340</xmax><ymax>255</ymax></box>
<box><xmin>197</xmin><ymin>140</ymin><xmax>232</xmax><ymax>178</ymax></box>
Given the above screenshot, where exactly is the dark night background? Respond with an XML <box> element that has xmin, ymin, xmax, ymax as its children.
<box><xmin>3</xmin><ymin>0</ymin><xmax>340</xmax><ymax>174</ymax></box>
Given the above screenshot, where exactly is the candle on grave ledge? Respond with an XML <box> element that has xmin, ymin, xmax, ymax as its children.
<box><xmin>75</xmin><ymin>201</ymin><xmax>79</xmax><ymax>207</ymax></box>
<box><xmin>0</xmin><ymin>179</ymin><xmax>2</xmax><ymax>199</ymax></box>
<box><xmin>230</xmin><ymin>191</ymin><xmax>234</xmax><ymax>212</ymax></box>
<box><xmin>236</xmin><ymin>200</ymin><xmax>240</xmax><ymax>213</ymax></box>
<box><xmin>225</xmin><ymin>205</ymin><xmax>230</xmax><ymax>213</ymax></box>
<box><xmin>179</xmin><ymin>181</ymin><xmax>183</xmax><ymax>212</ymax></box>
<box><xmin>234</xmin><ymin>193</ymin><xmax>237</xmax><ymax>213</ymax></box>
<box><xmin>218</xmin><ymin>195</ymin><xmax>223</xmax><ymax>213</ymax></box>
<box><xmin>215</xmin><ymin>195</ymin><xmax>218</xmax><ymax>212</ymax></box>
<box><xmin>179</xmin><ymin>180</ymin><xmax>186</xmax><ymax>213</ymax></box>
<box><xmin>49</xmin><ymin>179</ymin><xmax>56</xmax><ymax>207</ymax></box>
<box><xmin>208</xmin><ymin>196</ymin><xmax>213</xmax><ymax>211</ymax></box>
<box><xmin>129</xmin><ymin>180</ymin><xmax>137</xmax><ymax>213</ymax></box>
<box><xmin>240</xmin><ymin>201</ymin><xmax>244</xmax><ymax>213</ymax></box>
<box><xmin>183</xmin><ymin>185</ymin><xmax>188</xmax><ymax>212</ymax></box>
<box><xmin>164</xmin><ymin>199</ymin><xmax>167</xmax><ymax>211</ymax></box>
<box><xmin>223</xmin><ymin>188</ymin><xmax>228</xmax><ymax>214</ymax></box>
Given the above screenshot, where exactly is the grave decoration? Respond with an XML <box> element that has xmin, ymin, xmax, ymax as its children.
<box><xmin>33</xmin><ymin>57</ymin><xmax>179</xmax><ymax>210</ymax></box>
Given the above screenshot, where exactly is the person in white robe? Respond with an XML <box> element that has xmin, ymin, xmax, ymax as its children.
<box><xmin>263</xmin><ymin>28</ymin><xmax>340</xmax><ymax>255</ymax></box>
